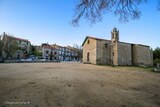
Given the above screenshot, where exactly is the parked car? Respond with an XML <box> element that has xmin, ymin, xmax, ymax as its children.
<box><xmin>28</xmin><ymin>55</ymin><xmax>37</xmax><ymax>61</ymax></box>
<box><xmin>0</xmin><ymin>57</ymin><xmax>4</xmax><ymax>63</ymax></box>
<box><xmin>38</xmin><ymin>57</ymin><xmax>46</xmax><ymax>61</ymax></box>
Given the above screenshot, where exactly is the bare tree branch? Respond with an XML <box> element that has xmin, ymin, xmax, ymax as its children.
<box><xmin>72</xmin><ymin>0</ymin><xmax>149</xmax><ymax>26</ymax></box>
<box><xmin>157</xmin><ymin>0</ymin><xmax>160</xmax><ymax>11</ymax></box>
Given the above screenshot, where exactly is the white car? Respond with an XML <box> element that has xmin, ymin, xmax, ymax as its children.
<box><xmin>38</xmin><ymin>58</ymin><xmax>46</xmax><ymax>61</ymax></box>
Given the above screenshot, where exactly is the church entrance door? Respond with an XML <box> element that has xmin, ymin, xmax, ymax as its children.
<box><xmin>87</xmin><ymin>52</ymin><xmax>90</xmax><ymax>62</ymax></box>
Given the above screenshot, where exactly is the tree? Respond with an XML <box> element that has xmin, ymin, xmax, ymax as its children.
<box><xmin>2</xmin><ymin>36</ymin><xmax>19</xmax><ymax>59</ymax></box>
<box><xmin>72</xmin><ymin>0</ymin><xmax>160</xmax><ymax>26</ymax></box>
<box><xmin>73</xmin><ymin>44</ymin><xmax>83</xmax><ymax>60</ymax></box>
<box><xmin>0</xmin><ymin>40</ymin><xmax>3</xmax><ymax>57</ymax></box>
<box><xmin>153</xmin><ymin>47</ymin><xmax>160</xmax><ymax>65</ymax></box>
<box><xmin>153</xmin><ymin>47</ymin><xmax>160</xmax><ymax>59</ymax></box>
<box><xmin>31</xmin><ymin>45</ymin><xmax>36</xmax><ymax>55</ymax></box>
<box><xmin>30</xmin><ymin>45</ymin><xmax>42</xmax><ymax>56</ymax></box>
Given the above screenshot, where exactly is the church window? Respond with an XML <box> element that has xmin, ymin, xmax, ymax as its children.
<box><xmin>87</xmin><ymin>40</ymin><xmax>90</xmax><ymax>44</ymax></box>
<box><xmin>105</xmin><ymin>43</ymin><xmax>108</xmax><ymax>47</ymax></box>
<box><xmin>46</xmin><ymin>50</ymin><xmax>49</xmax><ymax>54</ymax></box>
<box><xmin>54</xmin><ymin>52</ymin><xmax>57</xmax><ymax>55</ymax></box>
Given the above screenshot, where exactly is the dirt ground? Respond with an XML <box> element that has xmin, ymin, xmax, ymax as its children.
<box><xmin>0</xmin><ymin>62</ymin><xmax>160</xmax><ymax>107</ymax></box>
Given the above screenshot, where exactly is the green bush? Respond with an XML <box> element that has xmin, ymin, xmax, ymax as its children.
<box><xmin>153</xmin><ymin>58</ymin><xmax>160</xmax><ymax>66</ymax></box>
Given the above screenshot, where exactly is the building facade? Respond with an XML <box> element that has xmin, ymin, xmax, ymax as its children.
<box><xmin>1</xmin><ymin>32</ymin><xmax>31</xmax><ymax>59</ymax></box>
<box><xmin>51</xmin><ymin>44</ymin><xmax>80</xmax><ymax>61</ymax></box>
<box><xmin>50</xmin><ymin>44</ymin><xmax>65</xmax><ymax>61</ymax></box>
<box><xmin>66</xmin><ymin>46</ymin><xmax>79</xmax><ymax>61</ymax></box>
<box><xmin>42</xmin><ymin>44</ymin><xmax>59</xmax><ymax>61</ymax></box>
<box><xmin>82</xmin><ymin>28</ymin><xmax>153</xmax><ymax>66</ymax></box>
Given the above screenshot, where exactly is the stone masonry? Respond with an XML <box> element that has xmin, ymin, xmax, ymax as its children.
<box><xmin>83</xmin><ymin>37</ymin><xmax>97</xmax><ymax>64</ymax></box>
<box><xmin>82</xmin><ymin>28</ymin><xmax>153</xmax><ymax>66</ymax></box>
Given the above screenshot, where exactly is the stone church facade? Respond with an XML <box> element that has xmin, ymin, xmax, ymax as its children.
<box><xmin>82</xmin><ymin>28</ymin><xmax>153</xmax><ymax>66</ymax></box>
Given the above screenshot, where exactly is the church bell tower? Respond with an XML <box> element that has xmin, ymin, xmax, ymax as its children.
<box><xmin>111</xmin><ymin>27</ymin><xmax>119</xmax><ymax>66</ymax></box>
<box><xmin>111</xmin><ymin>27</ymin><xmax>119</xmax><ymax>42</ymax></box>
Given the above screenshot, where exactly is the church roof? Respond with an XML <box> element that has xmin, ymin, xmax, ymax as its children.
<box><xmin>113</xmin><ymin>27</ymin><xmax>118</xmax><ymax>32</ymax></box>
<box><xmin>5</xmin><ymin>35</ymin><xmax>30</xmax><ymax>43</ymax></box>
<box><xmin>119</xmin><ymin>41</ymin><xmax>150</xmax><ymax>47</ymax></box>
<box><xmin>43</xmin><ymin>45</ymin><xmax>57</xmax><ymax>50</ymax></box>
<box><xmin>82</xmin><ymin>36</ymin><xmax>150</xmax><ymax>47</ymax></box>
<box><xmin>82</xmin><ymin>36</ymin><xmax>111</xmax><ymax>46</ymax></box>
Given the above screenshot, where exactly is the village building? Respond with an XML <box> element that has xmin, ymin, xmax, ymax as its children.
<box><xmin>51</xmin><ymin>44</ymin><xmax>80</xmax><ymax>61</ymax></box>
<box><xmin>42</xmin><ymin>44</ymin><xmax>59</xmax><ymax>61</ymax></box>
<box><xmin>0</xmin><ymin>32</ymin><xmax>31</xmax><ymax>59</ymax></box>
<box><xmin>82</xmin><ymin>28</ymin><xmax>153</xmax><ymax>66</ymax></box>
<box><xmin>66</xmin><ymin>46</ymin><xmax>79</xmax><ymax>61</ymax></box>
<box><xmin>50</xmin><ymin>44</ymin><xmax>65</xmax><ymax>61</ymax></box>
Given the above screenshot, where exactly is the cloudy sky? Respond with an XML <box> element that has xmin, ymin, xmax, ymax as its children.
<box><xmin>0</xmin><ymin>0</ymin><xmax>159</xmax><ymax>49</ymax></box>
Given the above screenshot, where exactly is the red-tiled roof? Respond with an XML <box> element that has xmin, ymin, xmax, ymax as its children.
<box><xmin>82</xmin><ymin>36</ymin><xmax>150</xmax><ymax>47</ymax></box>
<box><xmin>87</xmin><ymin>36</ymin><xmax>111</xmax><ymax>42</ymax></box>
<box><xmin>66</xmin><ymin>46</ymin><xmax>80</xmax><ymax>51</ymax></box>
<box><xmin>119</xmin><ymin>42</ymin><xmax>150</xmax><ymax>47</ymax></box>
<box><xmin>82</xmin><ymin>36</ymin><xmax>111</xmax><ymax>46</ymax></box>
<box><xmin>43</xmin><ymin>45</ymin><xmax>57</xmax><ymax>50</ymax></box>
<box><xmin>7</xmin><ymin>35</ymin><xmax>30</xmax><ymax>42</ymax></box>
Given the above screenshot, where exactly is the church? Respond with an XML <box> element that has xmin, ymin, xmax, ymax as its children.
<box><xmin>82</xmin><ymin>28</ymin><xmax>153</xmax><ymax>66</ymax></box>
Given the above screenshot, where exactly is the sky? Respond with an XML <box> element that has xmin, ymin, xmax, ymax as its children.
<box><xmin>0</xmin><ymin>0</ymin><xmax>159</xmax><ymax>49</ymax></box>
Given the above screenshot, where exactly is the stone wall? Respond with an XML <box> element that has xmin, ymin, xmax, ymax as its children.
<box><xmin>96</xmin><ymin>40</ymin><xmax>111</xmax><ymax>65</ymax></box>
<box><xmin>101</xmin><ymin>41</ymin><xmax>112</xmax><ymax>65</ymax></box>
<box><xmin>112</xmin><ymin>42</ymin><xmax>118</xmax><ymax>65</ymax></box>
<box><xmin>117</xmin><ymin>42</ymin><xmax>132</xmax><ymax>65</ymax></box>
<box><xmin>133</xmin><ymin>45</ymin><xmax>153</xmax><ymax>66</ymax></box>
<box><xmin>83</xmin><ymin>38</ymin><xmax>97</xmax><ymax>64</ymax></box>
<box><xmin>96</xmin><ymin>40</ymin><xmax>102</xmax><ymax>64</ymax></box>
<box><xmin>82</xmin><ymin>36</ymin><xmax>153</xmax><ymax>66</ymax></box>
